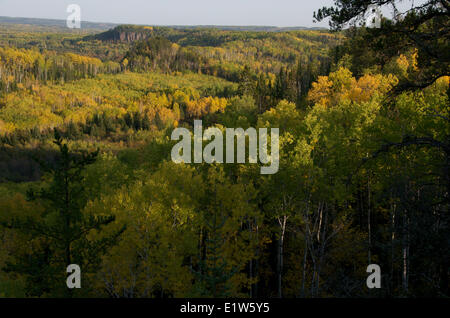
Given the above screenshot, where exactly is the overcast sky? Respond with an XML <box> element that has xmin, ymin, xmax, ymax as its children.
<box><xmin>0</xmin><ymin>0</ymin><xmax>424</xmax><ymax>27</ymax></box>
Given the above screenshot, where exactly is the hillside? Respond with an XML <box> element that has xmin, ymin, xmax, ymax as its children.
<box><xmin>0</xmin><ymin>16</ymin><xmax>117</xmax><ymax>30</ymax></box>
<box><xmin>0</xmin><ymin>0</ymin><xmax>448</xmax><ymax>300</ymax></box>
<box><xmin>0</xmin><ymin>16</ymin><xmax>325</xmax><ymax>34</ymax></box>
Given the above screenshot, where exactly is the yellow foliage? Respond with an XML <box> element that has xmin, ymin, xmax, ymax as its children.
<box><xmin>186</xmin><ymin>96</ymin><xmax>227</xmax><ymax>118</ymax></box>
<box><xmin>308</xmin><ymin>67</ymin><xmax>397</xmax><ymax>107</ymax></box>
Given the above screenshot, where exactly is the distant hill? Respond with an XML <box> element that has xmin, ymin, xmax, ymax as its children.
<box><xmin>0</xmin><ymin>16</ymin><xmax>326</xmax><ymax>37</ymax></box>
<box><xmin>84</xmin><ymin>25</ymin><xmax>155</xmax><ymax>42</ymax></box>
<box><xmin>85</xmin><ymin>24</ymin><xmax>329</xmax><ymax>44</ymax></box>
<box><xmin>0</xmin><ymin>16</ymin><xmax>117</xmax><ymax>30</ymax></box>
<box><xmin>159</xmin><ymin>25</ymin><xmax>326</xmax><ymax>32</ymax></box>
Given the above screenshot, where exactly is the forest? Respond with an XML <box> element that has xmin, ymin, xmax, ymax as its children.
<box><xmin>0</xmin><ymin>0</ymin><xmax>448</xmax><ymax>298</ymax></box>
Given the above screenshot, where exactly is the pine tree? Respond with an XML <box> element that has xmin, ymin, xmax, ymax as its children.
<box><xmin>192</xmin><ymin>210</ymin><xmax>237</xmax><ymax>298</ymax></box>
<box><xmin>1</xmin><ymin>131</ymin><xmax>124</xmax><ymax>297</ymax></box>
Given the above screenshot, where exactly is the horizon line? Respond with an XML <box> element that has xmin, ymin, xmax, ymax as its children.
<box><xmin>0</xmin><ymin>15</ymin><xmax>327</xmax><ymax>30</ymax></box>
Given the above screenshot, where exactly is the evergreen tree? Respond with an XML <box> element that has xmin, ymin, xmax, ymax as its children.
<box><xmin>192</xmin><ymin>210</ymin><xmax>237</xmax><ymax>298</ymax></box>
<box><xmin>1</xmin><ymin>131</ymin><xmax>124</xmax><ymax>297</ymax></box>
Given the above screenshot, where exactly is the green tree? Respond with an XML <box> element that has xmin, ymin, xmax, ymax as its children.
<box><xmin>1</xmin><ymin>132</ymin><xmax>123</xmax><ymax>297</ymax></box>
<box><xmin>314</xmin><ymin>0</ymin><xmax>449</xmax><ymax>92</ymax></box>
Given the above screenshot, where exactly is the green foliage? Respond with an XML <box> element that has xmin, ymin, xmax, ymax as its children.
<box><xmin>0</xmin><ymin>12</ymin><xmax>448</xmax><ymax>298</ymax></box>
<box><xmin>0</xmin><ymin>133</ymin><xmax>123</xmax><ymax>297</ymax></box>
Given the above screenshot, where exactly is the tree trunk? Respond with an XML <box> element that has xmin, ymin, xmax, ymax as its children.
<box><xmin>368</xmin><ymin>176</ymin><xmax>372</xmax><ymax>264</ymax></box>
<box><xmin>301</xmin><ymin>234</ymin><xmax>308</xmax><ymax>297</ymax></box>
<box><xmin>277</xmin><ymin>215</ymin><xmax>287</xmax><ymax>298</ymax></box>
<box><xmin>390</xmin><ymin>199</ymin><xmax>396</xmax><ymax>295</ymax></box>
<box><xmin>402</xmin><ymin>209</ymin><xmax>409</xmax><ymax>294</ymax></box>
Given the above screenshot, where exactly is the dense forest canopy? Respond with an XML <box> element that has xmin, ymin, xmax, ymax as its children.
<box><xmin>0</xmin><ymin>1</ymin><xmax>448</xmax><ymax>298</ymax></box>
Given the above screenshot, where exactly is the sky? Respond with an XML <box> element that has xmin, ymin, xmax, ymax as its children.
<box><xmin>0</xmin><ymin>0</ymin><xmax>425</xmax><ymax>28</ymax></box>
<box><xmin>0</xmin><ymin>0</ymin><xmax>334</xmax><ymax>27</ymax></box>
